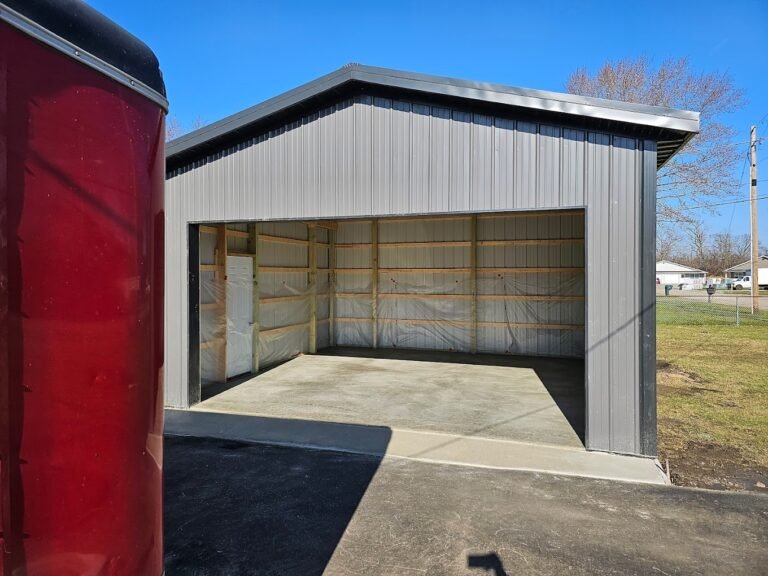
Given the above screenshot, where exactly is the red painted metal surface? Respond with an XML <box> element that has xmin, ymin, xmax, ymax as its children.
<box><xmin>0</xmin><ymin>23</ymin><xmax>165</xmax><ymax>576</ymax></box>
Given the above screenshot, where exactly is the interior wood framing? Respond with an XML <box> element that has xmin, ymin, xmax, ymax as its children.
<box><xmin>198</xmin><ymin>210</ymin><xmax>585</xmax><ymax>381</ymax></box>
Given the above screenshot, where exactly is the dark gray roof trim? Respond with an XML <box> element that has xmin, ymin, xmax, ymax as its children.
<box><xmin>167</xmin><ymin>63</ymin><xmax>699</xmax><ymax>169</ymax></box>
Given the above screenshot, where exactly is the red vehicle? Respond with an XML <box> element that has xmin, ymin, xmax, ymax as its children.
<box><xmin>0</xmin><ymin>1</ymin><xmax>166</xmax><ymax>574</ymax></box>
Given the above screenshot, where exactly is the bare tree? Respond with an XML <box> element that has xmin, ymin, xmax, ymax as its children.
<box><xmin>733</xmin><ymin>234</ymin><xmax>752</xmax><ymax>261</ymax></box>
<box><xmin>686</xmin><ymin>221</ymin><xmax>708</xmax><ymax>264</ymax></box>
<box><xmin>166</xmin><ymin>115</ymin><xmax>206</xmax><ymax>142</ymax></box>
<box><xmin>656</xmin><ymin>225</ymin><xmax>681</xmax><ymax>261</ymax></box>
<box><xmin>566</xmin><ymin>57</ymin><xmax>745</xmax><ymax>224</ymax></box>
<box><xmin>664</xmin><ymin>231</ymin><xmax>765</xmax><ymax>275</ymax></box>
<box><xmin>166</xmin><ymin>116</ymin><xmax>183</xmax><ymax>141</ymax></box>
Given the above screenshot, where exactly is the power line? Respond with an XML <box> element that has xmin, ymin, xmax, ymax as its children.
<box><xmin>657</xmin><ymin>181</ymin><xmax>766</xmax><ymax>202</ymax></box>
<box><xmin>659</xmin><ymin>195</ymin><xmax>768</xmax><ymax>213</ymax></box>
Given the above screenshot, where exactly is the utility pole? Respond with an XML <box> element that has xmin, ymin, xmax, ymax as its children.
<box><xmin>750</xmin><ymin>125</ymin><xmax>759</xmax><ymax>313</ymax></box>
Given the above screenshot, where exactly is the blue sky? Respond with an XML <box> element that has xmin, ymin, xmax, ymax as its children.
<box><xmin>90</xmin><ymin>0</ymin><xmax>768</xmax><ymax>241</ymax></box>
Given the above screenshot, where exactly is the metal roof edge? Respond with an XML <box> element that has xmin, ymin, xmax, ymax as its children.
<box><xmin>346</xmin><ymin>64</ymin><xmax>700</xmax><ymax>132</ymax></box>
<box><xmin>167</xmin><ymin>63</ymin><xmax>700</xmax><ymax>162</ymax></box>
<box><xmin>166</xmin><ymin>66</ymin><xmax>352</xmax><ymax>157</ymax></box>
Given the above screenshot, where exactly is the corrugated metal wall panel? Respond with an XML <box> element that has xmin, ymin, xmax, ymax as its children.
<box><xmin>429</xmin><ymin>108</ymin><xmax>451</xmax><ymax>212</ymax></box>
<box><xmin>166</xmin><ymin>96</ymin><xmax>654</xmax><ymax>454</ymax></box>
<box><xmin>391</xmin><ymin>100</ymin><xmax>411</xmax><ymax>213</ymax></box>
<box><xmin>608</xmin><ymin>136</ymin><xmax>639</xmax><ymax>453</ymax></box>
<box><xmin>538</xmin><ymin>125</ymin><xmax>561</xmax><ymax>208</ymax></box>
<box><xmin>319</xmin><ymin>106</ymin><xmax>336</xmax><ymax>218</ymax></box>
<box><xmin>372</xmin><ymin>98</ymin><xmax>392</xmax><ymax>214</ymax></box>
<box><xmin>471</xmin><ymin>114</ymin><xmax>493</xmax><ymax>210</ymax></box>
<box><xmin>450</xmin><ymin>111</ymin><xmax>471</xmax><ymax>211</ymax></box>
<box><xmin>411</xmin><ymin>104</ymin><xmax>431</xmax><ymax>213</ymax></box>
<box><xmin>640</xmin><ymin>140</ymin><xmax>658</xmax><ymax>456</ymax></box>
<box><xmin>515</xmin><ymin>122</ymin><xmax>537</xmax><ymax>208</ymax></box>
<box><xmin>354</xmin><ymin>98</ymin><xmax>373</xmax><ymax>216</ymax></box>
<box><xmin>561</xmin><ymin>129</ymin><xmax>585</xmax><ymax>206</ymax></box>
<box><xmin>493</xmin><ymin>118</ymin><xmax>515</xmax><ymax>210</ymax></box>
<box><xmin>585</xmin><ymin>132</ymin><xmax>611</xmax><ymax>452</ymax></box>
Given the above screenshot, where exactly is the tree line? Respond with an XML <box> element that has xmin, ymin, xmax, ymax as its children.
<box><xmin>657</xmin><ymin>226</ymin><xmax>765</xmax><ymax>276</ymax></box>
<box><xmin>567</xmin><ymin>57</ymin><xmax>761</xmax><ymax>277</ymax></box>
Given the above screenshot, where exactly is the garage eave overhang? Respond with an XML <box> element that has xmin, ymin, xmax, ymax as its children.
<box><xmin>166</xmin><ymin>63</ymin><xmax>700</xmax><ymax>172</ymax></box>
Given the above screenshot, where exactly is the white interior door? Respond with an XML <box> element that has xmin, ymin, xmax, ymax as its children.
<box><xmin>226</xmin><ymin>256</ymin><xmax>253</xmax><ymax>378</ymax></box>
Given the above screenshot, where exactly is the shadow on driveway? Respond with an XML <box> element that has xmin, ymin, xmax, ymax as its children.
<box><xmin>164</xmin><ymin>434</ymin><xmax>389</xmax><ymax>575</ymax></box>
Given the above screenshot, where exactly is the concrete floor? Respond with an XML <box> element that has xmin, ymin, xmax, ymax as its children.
<box><xmin>195</xmin><ymin>348</ymin><xmax>585</xmax><ymax>449</ymax></box>
<box><xmin>164</xmin><ymin>436</ymin><xmax>768</xmax><ymax>576</ymax></box>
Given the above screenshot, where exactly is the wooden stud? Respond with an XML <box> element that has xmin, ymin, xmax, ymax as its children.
<box><xmin>334</xmin><ymin>268</ymin><xmax>374</xmax><ymax>274</ymax></box>
<box><xmin>200</xmin><ymin>338</ymin><xmax>224</xmax><ymax>350</ymax></box>
<box><xmin>335</xmin><ymin>243</ymin><xmax>373</xmax><ymax>249</ymax></box>
<box><xmin>259</xmin><ymin>234</ymin><xmax>309</xmax><ymax>246</ymax></box>
<box><xmin>332</xmin><ymin>317</ymin><xmax>583</xmax><ymax>330</ymax></box>
<box><xmin>383</xmin><ymin>241</ymin><xmax>471</xmax><ymax>248</ymax></box>
<box><xmin>304</xmin><ymin>220</ymin><xmax>338</xmax><ymax>230</ymax></box>
<box><xmin>336</xmin><ymin>292</ymin><xmax>375</xmax><ymax>298</ymax></box>
<box><xmin>259</xmin><ymin>318</ymin><xmax>332</xmax><ymax>338</ymax></box>
<box><xmin>378</xmin><ymin>214</ymin><xmax>471</xmax><ymax>224</ymax></box>
<box><xmin>470</xmin><ymin>215</ymin><xmax>478</xmax><ymax>354</ymax></box>
<box><xmin>308</xmin><ymin>224</ymin><xmax>317</xmax><ymax>354</ymax></box>
<box><xmin>258</xmin><ymin>266</ymin><xmax>310</xmax><ymax>273</ymax></box>
<box><xmin>479</xmin><ymin>321</ymin><xmax>583</xmax><ymax>331</ymax></box>
<box><xmin>335</xmin><ymin>293</ymin><xmax>584</xmax><ymax>301</ymax></box>
<box><xmin>477</xmin><ymin>209</ymin><xmax>585</xmax><ymax>220</ymax></box>
<box><xmin>260</xmin><ymin>322</ymin><xmax>308</xmax><ymax>336</ymax></box>
<box><xmin>335</xmin><ymin>266</ymin><xmax>582</xmax><ymax>274</ymax></box>
<box><xmin>247</xmin><ymin>223</ymin><xmax>260</xmax><ymax>375</ymax></box>
<box><xmin>215</xmin><ymin>224</ymin><xmax>227</xmax><ymax>384</ymax></box>
<box><xmin>479</xmin><ymin>267</ymin><xmax>584</xmax><ymax>274</ymax></box>
<box><xmin>260</xmin><ymin>294</ymin><xmax>308</xmax><ymax>304</ymax></box>
<box><xmin>329</xmin><ymin>228</ymin><xmax>336</xmax><ymax>347</ymax></box>
<box><xmin>480</xmin><ymin>294</ymin><xmax>585</xmax><ymax>301</ymax></box>
<box><xmin>477</xmin><ymin>238</ymin><xmax>584</xmax><ymax>247</ymax></box>
<box><xmin>371</xmin><ymin>220</ymin><xmax>379</xmax><ymax>348</ymax></box>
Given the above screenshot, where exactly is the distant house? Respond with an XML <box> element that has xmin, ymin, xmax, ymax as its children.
<box><xmin>724</xmin><ymin>255</ymin><xmax>768</xmax><ymax>279</ymax></box>
<box><xmin>656</xmin><ymin>260</ymin><xmax>707</xmax><ymax>289</ymax></box>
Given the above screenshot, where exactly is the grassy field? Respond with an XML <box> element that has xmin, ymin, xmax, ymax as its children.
<box><xmin>657</xmin><ymin>322</ymin><xmax>768</xmax><ymax>491</ymax></box>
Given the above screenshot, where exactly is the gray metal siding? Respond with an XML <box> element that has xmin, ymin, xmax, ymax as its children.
<box><xmin>640</xmin><ymin>141</ymin><xmax>658</xmax><ymax>456</ymax></box>
<box><xmin>166</xmin><ymin>96</ymin><xmax>654</xmax><ymax>455</ymax></box>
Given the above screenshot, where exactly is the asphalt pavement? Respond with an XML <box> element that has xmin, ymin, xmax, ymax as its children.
<box><xmin>165</xmin><ymin>435</ymin><xmax>767</xmax><ymax>575</ymax></box>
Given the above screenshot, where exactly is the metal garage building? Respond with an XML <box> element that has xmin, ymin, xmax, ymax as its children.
<box><xmin>164</xmin><ymin>64</ymin><xmax>698</xmax><ymax>457</ymax></box>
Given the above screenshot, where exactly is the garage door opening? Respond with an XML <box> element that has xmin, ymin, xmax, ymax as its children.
<box><xmin>189</xmin><ymin>209</ymin><xmax>585</xmax><ymax>449</ymax></box>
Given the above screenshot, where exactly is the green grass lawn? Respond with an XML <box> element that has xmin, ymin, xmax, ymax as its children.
<box><xmin>657</xmin><ymin>323</ymin><xmax>768</xmax><ymax>488</ymax></box>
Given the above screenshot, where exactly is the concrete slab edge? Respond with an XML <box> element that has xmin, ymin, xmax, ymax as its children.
<box><xmin>164</xmin><ymin>409</ymin><xmax>669</xmax><ymax>486</ymax></box>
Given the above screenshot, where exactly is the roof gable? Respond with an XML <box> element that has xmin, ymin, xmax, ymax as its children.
<box><xmin>656</xmin><ymin>260</ymin><xmax>706</xmax><ymax>273</ymax></box>
<box><xmin>725</xmin><ymin>255</ymin><xmax>768</xmax><ymax>272</ymax></box>
<box><xmin>166</xmin><ymin>64</ymin><xmax>699</xmax><ymax>172</ymax></box>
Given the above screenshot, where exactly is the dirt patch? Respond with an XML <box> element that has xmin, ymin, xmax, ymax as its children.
<box><xmin>659</xmin><ymin>441</ymin><xmax>768</xmax><ymax>493</ymax></box>
<box><xmin>658</xmin><ymin>383</ymin><xmax>719</xmax><ymax>396</ymax></box>
<box><xmin>656</xmin><ymin>360</ymin><xmax>707</xmax><ymax>385</ymax></box>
